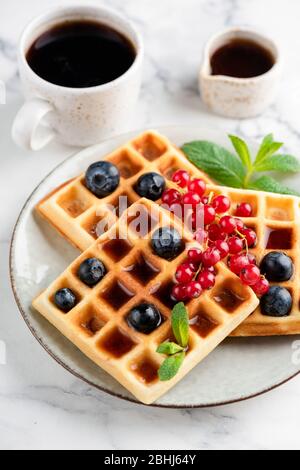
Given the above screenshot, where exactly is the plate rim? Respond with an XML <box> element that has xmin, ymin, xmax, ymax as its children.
<box><xmin>9</xmin><ymin>125</ymin><xmax>300</xmax><ymax>409</ymax></box>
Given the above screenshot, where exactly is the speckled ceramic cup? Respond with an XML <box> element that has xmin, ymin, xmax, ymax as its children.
<box><xmin>12</xmin><ymin>6</ymin><xmax>143</xmax><ymax>150</ymax></box>
<box><xmin>199</xmin><ymin>27</ymin><xmax>281</xmax><ymax>119</ymax></box>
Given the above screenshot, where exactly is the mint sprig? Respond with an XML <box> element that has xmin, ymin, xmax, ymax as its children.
<box><xmin>157</xmin><ymin>303</ymin><xmax>189</xmax><ymax>381</ymax></box>
<box><xmin>182</xmin><ymin>134</ymin><xmax>300</xmax><ymax>197</ymax></box>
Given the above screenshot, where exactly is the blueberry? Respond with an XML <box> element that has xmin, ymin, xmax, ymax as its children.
<box><xmin>78</xmin><ymin>258</ymin><xmax>106</xmax><ymax>286</ymax></box>
<box><xmin>261</xmin><ymin>286</ymin><xmax>292</xmax><ymax>317</ymax></box>
<box><xmin>151</xmin><ymin>227</ymin><xmax>183</xmax><ymax>260</ymax></box>
<box><xmin>134</xmin><ymin>172</ymin><xmax>166</xmax><ymax>201</ymax></box>
<box><xmin>85</xmin><ymin>161</ymin><xmax>120</xmax><ymax>198</ymax></box>
<box><xmin>260</xmin><ymin>252</ymin><xmax>294</xmax><ymax>282</ymax></box>
<box><xmin>127</xmin><ymin>303</ymin><xmax>162</xmax><ymax>334</ymax></box>
<box><xmin>54</xmin><ymin>288</ymin><xmax>77</xmax><ymax>313</ymax></box>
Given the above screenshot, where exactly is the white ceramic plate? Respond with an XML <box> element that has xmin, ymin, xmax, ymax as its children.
<box><xmin>10</xmin><ymin>126</ymin><xmax>300</xmax><ymax>408</ymax></box>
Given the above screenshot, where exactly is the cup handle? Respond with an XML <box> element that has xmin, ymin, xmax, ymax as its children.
<box><xmin>12</xmin><ymin>98</ymin><xmax>56</xmax><ymax>151</ymax></box>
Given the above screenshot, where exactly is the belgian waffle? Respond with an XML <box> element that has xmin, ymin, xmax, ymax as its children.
<box><xmin>36</xmin><ymin>130</ymin><xmax>300</xmax><ymax>336</ymax></box>
<box><xmin>37</xmin><ymin>130</ymin><xmax>212</xmax><ymax>252</ymax></box>
<box><xmin>32</xmin><ymin>199</ymin><xmax>258</xmax><ymax>405</ymax></box>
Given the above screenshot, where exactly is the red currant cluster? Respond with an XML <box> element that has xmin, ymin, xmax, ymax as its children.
<box><xmin>161</xmin><ymin>170</ymin><xmax>270</xmax><ymax>302</ymax></box>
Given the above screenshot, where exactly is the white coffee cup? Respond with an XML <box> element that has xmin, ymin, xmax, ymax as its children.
<box><xmin>199</xmin><ymin>27</ymin><xmax>282</xmax><ymax>118</ymax></box>
<box><xmin>12</xmin><ymin>6</ymin><xmax>144</xmax><ymax>151</ymax></box>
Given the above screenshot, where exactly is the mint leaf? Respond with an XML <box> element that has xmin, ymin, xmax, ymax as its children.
<box><xmin>171</xmin><ymin>303</ymin><xmax>189</xmax><ymax>349</ymax></box>
<box><xmin>158</xmin><ymin>352</ymin><xmax>186</xmax><ymax>381</ymax></box>
<box><xmin>254</xmin><ymin>134</ymin><xmax>283</xmax><ymax>165</ymax></box>
<box><xmin>255</xmin><ymin>133</ymin><xmax>274</xmax><ymax>162</ymax></box>
<box><xmin>254</xmin><ymin>154</ymin><xmax>300</xmax><ymax>173</ymax></box>
<box><xmin>229</xmin><ymin>135</ymin><xmax>252</xmax><ymax>170</ymax></box>
<box><xmin>250</xmin><ymin>175</ymin><xmax>300</xmax><ymax>196</ymax></box>
<box><xmin>157</xmin><ymin>342</ymin><xmax>184</xmax><ymax>355</ymax></box>
<box><xmin>182</xmin><ymin>141</ymin><xmax>246</xmax><ymax>188</ymax></box>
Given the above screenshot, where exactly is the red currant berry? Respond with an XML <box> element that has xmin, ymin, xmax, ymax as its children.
<box><xmin>235</xmin><ymin>202</ymin><xmax>253</xmax><ymax>218</ymax></box>
<box><xmin>235</xmin><ymin>218</ymin><xmax>244</xmax><ymax>232</ymax></box>
<box><xmin>202</xmin><ymin>247</ymin><xmax>221</xmax><ymax>267</ymax></box>
<box><xmin>188</xmin><ymin>248</ymin><xmax>203</xmax><ymax>264</ymax></box>
<box><xmin>194</xmin><ymin>228</ymin><xmax>208</xmax><ymax>245</ymax></box>
<box><xmin>172</xmin><ymin>284</ymin><xmax>188</xmax><ymax>302</ymax></box>
<box><xmin>188</xmin><ymin>262</ymin><xmax>199</xmax><ymax>272</ymax></box>
<box><xmin>202</xmin><ymin>196</ymin><xmax>209</xmax><ymax>205</ymax></box>
<box><xmin>162</xmin><ymin>188</ymin><xmax>181</xmax><ymax>206</ymax></box>
<box><xmin>198</xmin><ymin>270</ymin><xmax>216</xmax><ymax>290</ymax></box>
<box><xmin>214</xmin><ymin>240</ymin><xmax>230</xmax><ymax>259</ymax></box>
<box><xmin>182</xmin><ymin>191</ymin><xmax>201</xmax><ymax>208</ymax></box>
<box><xmin>219</xmin><ymin>215</ymin><xmax>237</xmax><ymax>234</ymax></box>
<box><xmin>228</xmin><ymin>254</ymin><xmax>250</xmax><ymax>275</ymax></box>
<box><xmin>228</xmin><ymin>236</ymin><xmax>244</xmax><ymax>254</ymax></box>
<box><xmin>247</xmin><ymin>253</ymin><xmax>257</xmax><ymax>265</ymax></box>
<box><xmin>175</xmin><ymin>263</ymin><xmax>195</xmax><ymax>284</ymax></box>
<box><xmin>186</xmin><ymin>281</ymin><xmax>202</xmax><ymax>299</ymax></box>
<box><xmin>172</xmin><ymin>170</ymin><xmax>190</xmax><ymax>188</ymax></box>
<box><xmin>204</xmin><ymin>205</ymin><xmax>216</xmax><ymax>225</ymax></box>
<box><xmin>240</xmin><ymin>264</ymin><xmax>261</xmax><ymax>286</ymax></box>
<box><xmin>241</xmin><ymin>228</ymin><xmax>257</xmax><ymax>248</ymax></box>
<box><xmin>208</xmin><ymin>224</ymin><xmax>227</xmax><ymax>242</ymax></box>
<box><xmin>206</xmin><ymin>266</ymin><xmax>216</xmax><ymax>274</ymax></box>
<box><xmin>252</xmin><ymin>277</ymin><xmax>270</xmax><ymax>296</ymax></box>
<box><xmin>188</xmin><ymin>178</ymin><xmax>206</xmax><ymax>197</ymax></box>
<box><xmin>212</xmin><ymin>195</ymin><xmax>231</xmax><ymax>214</ymax></box>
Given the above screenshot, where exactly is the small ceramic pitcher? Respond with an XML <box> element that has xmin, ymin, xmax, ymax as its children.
<box><xmin>199</xmin><ymin>27</ymin><xmax>282</xmax><ymax>119</ymax></box>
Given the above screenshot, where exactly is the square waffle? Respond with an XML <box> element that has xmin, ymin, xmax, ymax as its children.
<box><xmin>36</xmin><ymin>130</ymin><xmax>300</xmax><ymax>336</ymax></box>
<box><xmin>32</xmin><ymin>199</ymin><xmax>258</xmax><ymax>405</ymax></box>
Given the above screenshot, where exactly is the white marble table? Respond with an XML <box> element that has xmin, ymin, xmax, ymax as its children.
<box><xmin>1</xmin><ymin>0</ymin><xmax>300</xmax><ymax>450</ymax></box>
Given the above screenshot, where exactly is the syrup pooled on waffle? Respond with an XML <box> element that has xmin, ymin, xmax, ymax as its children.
<box><xmin>33</xmin><ymin>199</ymin><xmax>258</xmax><ymax>405</ymax></box>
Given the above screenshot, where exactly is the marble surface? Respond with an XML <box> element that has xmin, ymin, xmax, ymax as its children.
<box><xmin>1</xmin><ymin>0</ymin><xmax>300</xmax><ymax>450</ymax></box>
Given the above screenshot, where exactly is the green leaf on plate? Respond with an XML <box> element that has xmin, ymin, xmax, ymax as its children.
<box><xmin>250</xmin><ymin>175</ymin><xmax>300</xmax><ymax>196</ymax></box>
<box><xmin>171</xmin><ymin>303</ymin><xmax>189</xmax><ymax>349</ymax></box>
<box><xmin>156</xmin><ymin>341</ymin><xmax>184</xmax><ymax>355</ymax></box>
<box><xmin>228</xmin><ymin>134</ymin><xmax>252</xmax><ymax>170</ymax></box>
<box><xmin>158</xmin><ymin>352</ymin><xmax>186</xmax><ymax>381</ymax></box>
<box><xmin>182</xmin><ymin>140</ymin><xmax>246</xmax><ymax>188</ymax></box>
<box><xmin>254</xmin><ymin>154</ymin><xmax>300</xmax><ymax>173</ymax></box>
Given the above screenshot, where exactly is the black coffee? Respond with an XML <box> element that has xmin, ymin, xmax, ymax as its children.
<box><xmin>210</xmin><ymin>39</ymin><xmax>274</xmax><ymax>78</ymax></box>
<box><xmin>26</xmin><ymin>20</ymin><xmax>136</xmax><ymax>88</ymax></box>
